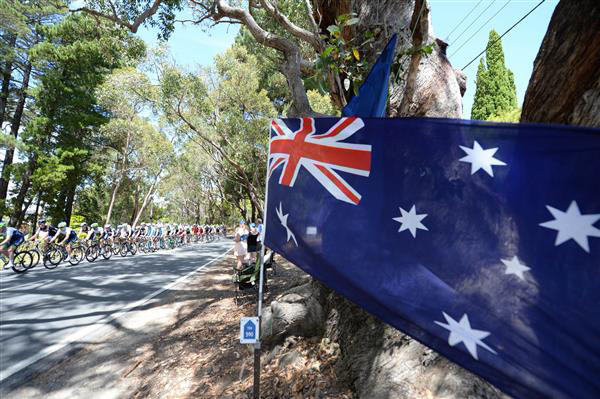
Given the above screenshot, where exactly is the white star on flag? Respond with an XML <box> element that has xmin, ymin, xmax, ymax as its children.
<box><xmin>501</xmin><ymin>256</ymin><xmax>530</xmax><ymax>280</ymax></box>
<box><xmin>539</xmin><ymin>201</ymin><xmax>600</xmax><ymax>253</ymax></box>
<box><xmin>434</xmin><ymin>312</ymin><xmax>497</xmax><ymax>360</ymax></box>
<box><xmin>276</xmin><ymin>202</ymin><xmax>298</xmax><ymax>246</ymax></box>
<box><xmin>393</xmin><ymin>205</ymin><xmax>428</xmax><ymax>238</ymax></box>
<box><xmin>459</xmin><ymin>140</ymin><xmax>507</xmax><ymax>177</ymax></box>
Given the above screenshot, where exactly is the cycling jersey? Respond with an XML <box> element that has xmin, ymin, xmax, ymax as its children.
<box><xmin>65</xmin><ymin>229</ymin><xmax>78</xmax><ymax>243</ymax></box>
<box><xmin>90</xmin><ymin>227</ymin><xmax>103</xmax><ymax>241</ymax></box>
<box><xmin>54</xmin><ymin>227</ymin><xmax>77</xmax><ymax>244</ymax></box>
<box><xmin>43</xmin><ymin>225</ymin><xmax>58</xmax><ymax>236</ymax></box>
<box><xmin>5</xmin><ymin>227</ymin><xmax>25</xmax><ymax>248</ymax></box>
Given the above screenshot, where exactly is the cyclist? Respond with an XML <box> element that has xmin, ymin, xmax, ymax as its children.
<box><xmin>85</xmin><ymin>223</ymin><xmax>102</xmax><ymax>242</ymax></box>
<box><xmin>102</xmin><ymin>224</ymin><xmax>114</xmax><ymax>244</ymax></box>
<box><xmin>28</xmin><ymin>220</ymin><xmax>55</xmax><ymax>250</ymax></box>
<box><xmin>120</xmin><ymin>223</ymin><xmax>132</xmax><ymax>240</ymax></box>
<box><xmin>0</xmin><ymin>222</ymin><xmax>25</xmax><ymax>269</ymax></box>
<box><xmin>49</xmin><ymin>222</ymin><xmax>77</xmax><ymax>262</ymax></box>
<box><xmin>78</xmin><ymin>222</ymin><xmax>89</xmax><ymax>240</ymax></box>
<box><xmin>185</xmin><ymin>225</ymin><xmax>191</xmax><ymax>243</ymax></box>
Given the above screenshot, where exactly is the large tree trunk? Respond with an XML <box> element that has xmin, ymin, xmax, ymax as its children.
<box><xmin>10</xmin><ymin>155</ymin><xmax>36</xmax><ymax>226</ymax></box>
<box><xmin>313</xmin><ymin>0</ymin><xmax>465</xmax><ymax>117</ymax></box>
<box><xmin>64</xmin><ymin>182</ymin><xmax>76</xmax><ymax>226</ymax></box>
<box><xmin>132</xmin><ymin>167</ymin><xmax>163</xmax><ymax>228</ymax></box>
<box><xmin>521</xmin><ymin>0</ymin><xmax>600</xmax><ymax>127</ymax></box>
<box><xmin>105</xmin><ymin>179</ymin><xmax>121</xmax><ymax>225</ymax></box>
<box><xmin>32</xmin><ymin>191</ymin><xmax>42</xmax><ymax>228</ymax></box>
<box><xmin>0</xmin><ymin>33</ymin><xmax>16</xmax><ymax>127</ymax></box>
<box><xmin>0</xmin><ymin>60</ymin><xmax>32</xmax><ymax>215</ymax></box>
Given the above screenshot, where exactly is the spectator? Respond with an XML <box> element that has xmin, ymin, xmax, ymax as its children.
<box><xmin>256</xmin><ymin>218</ymin><xmax>264</xmax><ymax>243</ymax></box>
<box><xmin>246</xmin><ymin>223</ymin><xmax>259</xmax><ymax>264</ymax></box>
<box><xmin>234</xmin><ymin>220</ymin><xmax>249</xmax><ymax>270</ymax></box>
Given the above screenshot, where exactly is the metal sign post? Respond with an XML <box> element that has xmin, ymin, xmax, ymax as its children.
<box><xmin>251</xmin><ymin>122</ymin><xmax>273</xmax><ymax>399</ymax></box>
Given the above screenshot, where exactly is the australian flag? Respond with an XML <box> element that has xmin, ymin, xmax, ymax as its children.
<box><xmin>264</xmin><ymin>117</ymin><xmax>600</xmax><ymax>399</ymax></box>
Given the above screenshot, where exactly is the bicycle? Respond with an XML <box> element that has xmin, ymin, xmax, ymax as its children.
<box><xmin>20</xmin><ymin>241</ymin><xmax>43</xmax><ymax>269</ymax></box>
<box><xmin>1</xmin><ymin>250</ymin><xmax>33</xmax><ymax>274</ymax></box>
<box><xmin>119</xmin><ymin>239</ymin><xmax>137</xmax><ymax>257</ymax></box>
<box><xmin>45</xmin><ymin>243</ymin><xmax>84</xmax><ymax>267</ymax></box>
<box><xmin>84</xmin><ymin>239</ymin><xmax>102</xmax><ymax>263</ymax></box>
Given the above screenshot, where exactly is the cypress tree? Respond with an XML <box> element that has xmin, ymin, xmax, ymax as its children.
<box><xmin>471</xmin><ymin>30</ymin><xmax>517</xmax><ymax>120</ymax></box>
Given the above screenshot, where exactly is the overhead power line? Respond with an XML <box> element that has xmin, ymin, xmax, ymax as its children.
<box><xmin>450</xmin><ymin>0</ymin><xmax>496</xmax><ymax>46</ymax></box>
<box><xmin>461</xmin><ymin>0</ymin><xmax>547</xmax><ymax>70</ymax></box>
<box><xmin>450</xmin><ymin>0</ymin><xmax>512</xmax><ymax>58</ymax></box>
<box><xmin>445</xmin><ymin>0</ymin><xmax>484</xmax><ymax>42</ymax></box>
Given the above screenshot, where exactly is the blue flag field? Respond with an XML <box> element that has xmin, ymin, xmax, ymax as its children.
<box><xmin>264</xmin><ymin>117</ymin><xmax>600</xmax><ymax>399</ymax></box>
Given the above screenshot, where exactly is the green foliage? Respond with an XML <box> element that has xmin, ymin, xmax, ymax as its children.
<box><xmin>471</xmin><ymin>30</ymin><xmax>517</xmax><ymax>120</ymax></box>
<box><xmin>81</xmin><ymin>0</ymin><xmax>185</xmax><ymax>40</ymax></box>
<box><xmin>487</xmin><ymin>107</ymin><xmax>521</xmax><ymax>123</ymax></box>
<box><xmin>4</xmin><ymin>12</ymin><xmax>146</xmax><ymax>224</ymax></box>
<box><xmin>312</xmin><ymin>13</ymin><xmax>372</xmax><ymax>97</ymax></box>
<box><xmin>307</xmin><ymin>89</ymin><xmax>339</xmax><ymax>116</ymax></box>
<box><xmin>154</xmin><ymin>44</ymin><xmax>276</xmax><ymax>222</ymax></box>
<box><xmin>69</xmin><ymin>214</ymin><xmax>85</xmax><ymax>229</ymax></box>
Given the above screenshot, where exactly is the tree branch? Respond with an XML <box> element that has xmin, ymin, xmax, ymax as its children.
<box><xmin>258</xmin><ymin>0</ymin><xmax>323</xmax><ymax>52</ymax></box>
<box><xmin>71</xmin><ymin>0</ymin><xmax>163</xmax><ymax>33</ymax></box>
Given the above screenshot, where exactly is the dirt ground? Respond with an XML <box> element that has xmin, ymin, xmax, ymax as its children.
<box><xmin>126</xmin><ymin>254</ymin><xmax>353</xmax><ymax>399</ymax></box>
<box><xmin>7</xmin><ymin>253</ymin><xmax>353</xmax><ymax>399</ymax></box>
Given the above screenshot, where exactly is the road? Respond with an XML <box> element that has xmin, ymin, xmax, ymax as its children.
<box><xmin>0</xmin><ymin>239</ymin><xmax>232</xmax><ymax>386</ymax></box>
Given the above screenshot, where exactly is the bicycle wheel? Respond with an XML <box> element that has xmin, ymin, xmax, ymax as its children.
<box><xmin>120</xmin><ymin>243</ymin><xmax>127</xmax><ymax>257</ymax></box>
<box><xmin>102</xmin><ymin>245</ymin><xmax>113</xmax><ymax>260</ymax></box>
<box><xmin>85</xmin><ymin>246</ymin><xmax>98</xmax><ymax>263</ymax></box>
<box><xmin>129</xmin><ymin>242</ymin><xmax>137</xmax><ymax>255</ymax></box>
<box><xmin>69</xmin><ymin>247</ymin><xmax>84</xmax><ymax>265</ymax></box>
<box><xmin>12</xmin><ymin>251</ymin><xmax>32</xmax><ymax>273</ymax></box>
<box><xmin>112</xmin><ymin>244</ymin><xmax>121</xmax><ymax>255</ymax></box>
<box><xmin>45</xmin><ymin>249</ymin><xmax>62</xmax><ymax>269</ymax></box>
<box><xmin>28</xmin><ymin>249</ymin><xmax>41</xmax><ymax>269</ymax></box>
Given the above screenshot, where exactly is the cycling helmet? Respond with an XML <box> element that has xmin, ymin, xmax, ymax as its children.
<box><xmin>81</xmin><ymin>222</ymin><xmax>87</xmax><ymax>227</ymax></box>
<box><xmin>104</xmin><ymin>224</ymin><xmax>111</xmax><ymax>228</ymax></box>
<box><xmin>38</xmin><ymin>219</ymin><xmax>46</xmax><ymax>225</ymax></box>
<box><xmin>91</xmin><ymin>223</ymin><xmax>98</xmax><ymax>228</ymax></box>
<box><xmin>58</xmin><ymin>222</ymin><xmax>67</xmax><ymax>228</ymax></box>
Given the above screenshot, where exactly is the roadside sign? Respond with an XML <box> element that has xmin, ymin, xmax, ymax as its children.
<box><xmin>240</xmin><ymin>317</ymin><xmax>259</xmax><ymax>344</ymax></box>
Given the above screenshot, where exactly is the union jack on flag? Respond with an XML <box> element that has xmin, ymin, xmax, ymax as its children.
<box><xmin>269</xmin><ymin>117</ymin><xmax>371</xmax><ymax>205</ymax></box>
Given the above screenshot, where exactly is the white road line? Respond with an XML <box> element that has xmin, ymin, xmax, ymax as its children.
<box><xmin>0</xmin><ymin>244</ymin><xmax>233</xmax><ymax>384</ymax></box>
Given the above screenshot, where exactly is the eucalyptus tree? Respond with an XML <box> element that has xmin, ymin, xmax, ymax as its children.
<box><xmin>63</xmin><ymin>0</ymin><xmax>465</xmax><ymax>118</ymax></box>
<box><xmin>156</xmin><ymin>44</ymin><xmax>276</xmax><ymax>215</ymax></box>
<box><xmin>96</xmin><ymin>67</ymin><xmax>157</xmax><ymax>224</ymax></box>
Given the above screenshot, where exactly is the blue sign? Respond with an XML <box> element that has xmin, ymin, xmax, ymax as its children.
<box><xmin>240</xmin><ymin>317</ymin><xmax>259</xmax><ymax>344</ymax></box>
<box><xmin>244</xmin><ymin>321</ymin><xmax>255</xmax><ymax>339</ymax></box>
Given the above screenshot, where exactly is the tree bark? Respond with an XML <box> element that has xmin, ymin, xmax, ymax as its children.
<box><xmin>132</xmin><ymin>166</ymin><xmax>163</xmax><ymax>228</ymax></box>
<box><xmin>0</xmin><ymin>33</ymin><xmax>17</xmax><ymax>127</ymax></box>
<box><xmin>105</xmin><ymin>179</ymin><xmax>121</xmax><ymax>225</ymax></box>
<box><xmin>0</xmin><ymin>60</ymin><xmax>32</xmax><ymax>212</ymax></box>
<box><xmin>32</xmin><ymin>191</ymin><xmax>42</xmax><ymax>228</ymax></box>
<box><xmin>105</xmin><ymin>130</ymin><xmax>132</xmax><ymax>224</ymax></box>
<box><xmin>10</xmin><ymin>154</ymin><xmax>36</xmax><ymax>226</ymax></box>
<box><xmin>64</xmin><ymin>181</ymin><xmax>76</xmax><ymax>226</ymax></box>
<box><xmin>521</xmin><ymin>0</ymin><xmax>600</xmax><ymax>127</ymax></box>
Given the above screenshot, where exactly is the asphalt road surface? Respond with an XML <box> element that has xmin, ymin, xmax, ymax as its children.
<box><xmin>0</xmin><ymin>239</ymin><xmax>232</xmax><ymax>386</ymax></box>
